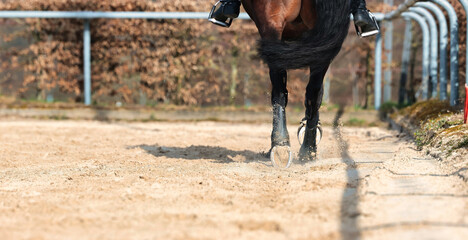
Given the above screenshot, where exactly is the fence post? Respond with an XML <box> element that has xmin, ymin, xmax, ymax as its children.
<box><xmin>374</xmin><ymin>30</ymin><xmax>383</xmax><ymax>110</ymax></box>
<box><xmin>383</xmin><ymin>0</ymin><xmax>394</xmax><ymax>103</ymax></box>
<box><xmin>402</xmin><ymin>12</ymin><xmax>430</xmax><ymax>100</ymax></box>
<box><xmin>409</xmin><ymin>7</ymin><xmax>439</xmax><ymax>99</ymax></box>
<box><xmin>432</xmin><ymin>0</ymin><xmax>459</xmax><ymax>106</ymax></box>
<box><xmin>416</xmin><ymin>2</ymin><xmax>448</xmax><ymax>101</ymax></box>
<box><xmin>399</xmin><ymin>19</ymin><xmax>412</xmax><ymax>105</ymax></box>
<box><xmin>83</xmin><ymin>19</ymin><xmax>91</xmax><ymax>106</ymax></box>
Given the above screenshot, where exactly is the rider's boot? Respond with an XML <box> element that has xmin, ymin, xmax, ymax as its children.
<box><xmin>352</xmin><ymin>0</ymin><xmax>380</xmax><ymax>37</ymax></box>
<box><xmin>209</xmin><ymin>0</ymin><xmax>241</xmax><ymax>28</ymax></box>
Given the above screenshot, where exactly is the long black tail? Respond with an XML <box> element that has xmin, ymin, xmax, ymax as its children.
<box><xmin>259</xmin><ymin>0</ymin><xmax>351</xmax><ymax>73</ymax></box>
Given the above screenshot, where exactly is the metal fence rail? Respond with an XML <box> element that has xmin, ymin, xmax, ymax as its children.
<box><xmin>376</xmin><ymin>0</ymin><xmax>468</xmax><ymax>123</ymax></box>
<box><xmin>376</xmin><ymin>1</ymin><xmax>466</xmax><ymax>116</ymax></box>
<box><xmin>0</xmin><ymin>11</ymin><xmax>251</xmax><ymax>19</ymax></box>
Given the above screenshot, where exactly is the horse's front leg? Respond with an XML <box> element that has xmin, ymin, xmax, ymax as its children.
<box><xmin>270</xmin><ymin>68</ymin><xmax>289</xmax><ymax>147</ymax></box>
<box><xmin>269</xmin><ymin>67</ymin><xmax>292</xmax><ymax>168</ymax></box>
<box><xmin>298</xmin><ymin>67</ymin><xmax>328</xmax><ymax>162</ymax></box>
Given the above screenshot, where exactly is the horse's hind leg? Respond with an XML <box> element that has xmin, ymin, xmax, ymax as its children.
<box><xmin>298</xmin><ymin>67</ymin><xmax>328</xmax><ymax>162</ymax></box>
<box><xmin>269</xmin><ymin>67</ymin><xmax>292</xmax><ymax>168</ymax></box>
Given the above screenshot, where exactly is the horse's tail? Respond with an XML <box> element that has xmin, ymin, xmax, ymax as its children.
<box><xmin>259</xmin><ymin>0</ymin><xmax>351</xmax><ymax>72</ymax></box>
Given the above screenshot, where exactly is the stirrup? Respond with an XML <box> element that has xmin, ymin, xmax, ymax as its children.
<box><xmin>208</xmin><ymin>1</ymin><xmax>234</xmax><ymax>28</ymax></box>
<box><xmin>354</xmin><ymin>11</ymin><xmax>380</xmax><ymax>38</ymax></box>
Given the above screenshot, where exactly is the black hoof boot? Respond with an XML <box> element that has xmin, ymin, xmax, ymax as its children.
<box><xmin>298</xmin><ymin>125</ymin><xmax>318</xmax><ymax>162</ymax></box>
<box><xmin>208</xmin><ymin>0</ymin><xmax>241</xmax><ymax>28</ymax></box>
<box><xmin>271</xmin><ymin>104</ymin><xmax>290</xmax><ymax>147</ymax></box>
<box><xmin>270</xmin><ymin>104</ymin><xmax>292</xmax><ymax>168</ymax></box>
<box><xmin>352</xmin><ymin>1</ymin><xmax>379</xmax><ymax>37</ymax></box>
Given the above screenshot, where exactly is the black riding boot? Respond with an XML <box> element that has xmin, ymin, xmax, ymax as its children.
<box><xmin>351</xmin><ymin>0</ymin><xmax>380</xmax><ymax>37</ymax></box>
<box><xmin>209</xmin><ymin>0</ymin><xmax>241</xmax><ymax>28</ymax></box>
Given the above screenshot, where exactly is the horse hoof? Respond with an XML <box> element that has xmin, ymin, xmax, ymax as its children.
<box><xmin>270</xmin><ymin>146</ymin><xmax>293</xmax><ymax>169</ymax></box>
<box><xmin>298</xmin><ymin>152</ymin><xmax>317</xmax><ymax>163</ymax></box>
<box><xmin>297</xmin><ymin>124</ymin><xmax>323</xmax><ymax>146</ymax></box>
<box><xmin>298</xmin><ymin>147</ymin><xmax>317</xmax><ymax>162</ymax></box>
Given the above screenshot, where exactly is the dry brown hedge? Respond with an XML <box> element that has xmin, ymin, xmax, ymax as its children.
<box><xmin>0</xmin><ymin>0</ymin><xmax>275</xmax><ymax>106</ymax></box>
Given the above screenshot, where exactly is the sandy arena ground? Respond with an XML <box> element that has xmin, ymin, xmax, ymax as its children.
<box><xmin>0</xmin><ymin>117</ymin><xmax>467</xmax><ymax>239</ymax></box>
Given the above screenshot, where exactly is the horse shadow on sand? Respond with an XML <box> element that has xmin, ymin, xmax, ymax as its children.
<box><xmin>128</xmin><ymin>144</ymin><xmax>269</xmax><ymax>164</ymax></box>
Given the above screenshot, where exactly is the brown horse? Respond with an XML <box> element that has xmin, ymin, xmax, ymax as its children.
<box><xmin>241</xmin><ymin>0</ymin><xmax>351</xmax><ymax>166</ymax></box>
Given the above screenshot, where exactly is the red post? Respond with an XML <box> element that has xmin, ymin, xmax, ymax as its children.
<box><xmin>465</xmin><ymin>84</ymin><xmax>468</xmax><ymax>124</ymax></box>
